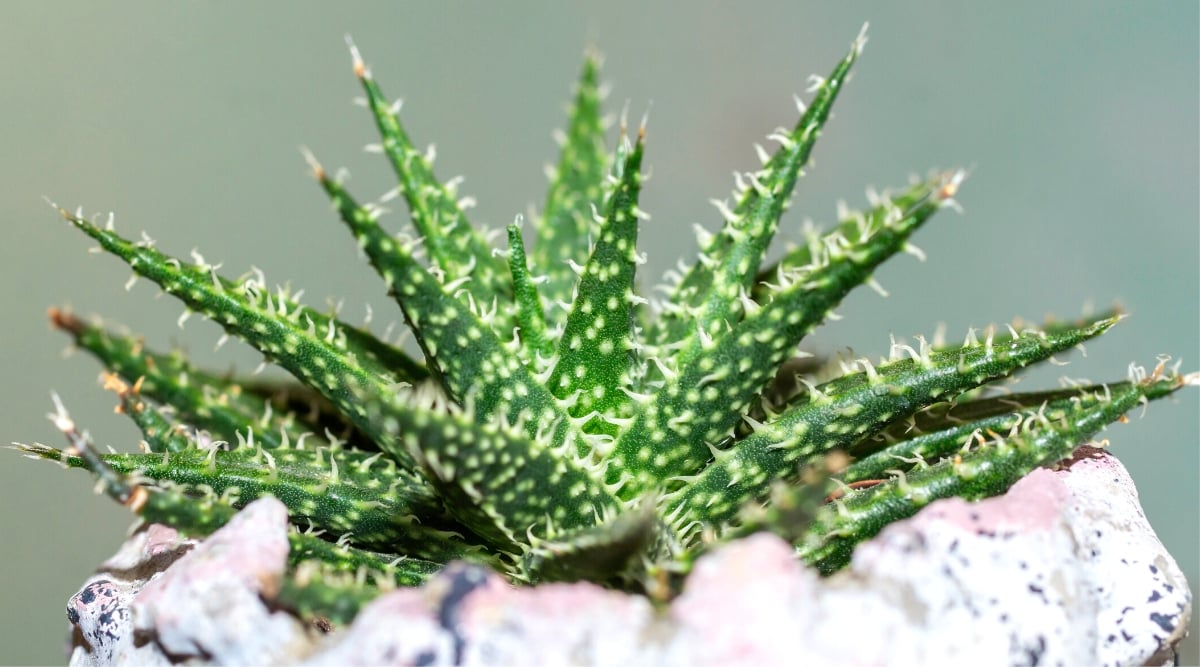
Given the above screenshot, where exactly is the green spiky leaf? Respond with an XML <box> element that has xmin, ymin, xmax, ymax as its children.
<box><xmin>22</xmin><ymin>28</ymin><xmax>1195</xmax><ymax>629</ymax></box>
<box><xmin>535</xmin><ymin>50</ymin><xmax>611</xmax><ymax>318</ymax></box>
<box><xmin>608</xmin><ymin>169</ymin><xmax>959</xmax><ymax>496</ymax></box>
<box><xmin>662</xmin><ymin>314</ymin><xmax>1119</xmax><ymax>540</ymax></box>
<box><xmin>57</xmin><ymin>210</ymin><xmax>427</xmax><ymax>470</ymax></box>
<box><xmin>349</xmin><ymin>43</ymin><xmax>511</xmax><ymax>315</ymax></box>
<box><xmin>545</xmin><ymin>129</ymin><xmax>646</xmax><ymax>431</ymax></box>
<box><xmin>649</xmin><ymin>29</ymin><xmax>867</xmax><ymax>348</ymax></box>
<box><xmin>795</xmin><ymin>370</ymin><xmax>1192</xmax><ymax>573</ymax></box>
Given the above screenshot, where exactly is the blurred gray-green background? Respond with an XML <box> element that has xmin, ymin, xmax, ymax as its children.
<box><xmin>2</xmin><ymin>3</ymin><xmax>1196</xmax><ymax>664</ymax></box>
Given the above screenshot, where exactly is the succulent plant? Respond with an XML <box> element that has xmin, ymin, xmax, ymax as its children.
<box><xmin>17</xmin><ymin>27</ymin><xmax>1196</xmax><ymax>626</ymax></box>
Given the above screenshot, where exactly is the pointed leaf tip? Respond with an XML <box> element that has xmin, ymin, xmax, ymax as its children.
<box><xmin>345</xmin><ymin>35</ymin><xmax>367</xmax><ymax>78</ymax></box>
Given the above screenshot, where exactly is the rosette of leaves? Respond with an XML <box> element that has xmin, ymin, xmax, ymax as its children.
<box><xmin>17</xmin><ymin>28</ymin><xmax>1195</xmax><ymax>625</ymax></box>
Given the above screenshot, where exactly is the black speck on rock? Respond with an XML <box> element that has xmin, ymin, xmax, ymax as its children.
<box><xmin>1027</xmin><ymin>583</ymin><xmax>1048</xmax><ymax>604</ymax></box>
<box><xmin>436</xmin><ymin>564</ymin><xmax>491</xmax><ymax>664</ymax></box>
<box><xmin>1149</xmin><ymin>612</ymin><xmax>1175</xmax><ymax>633</ymax></box>
<box><xmin>438</xmin><ymin>565</ymin><xmax>490</xmax><ymax>625</ymax></box>
<box><xmin>1022</xmin><ymin>635</ymin><xmax>1046</xmax><ymax>666</ymax></box>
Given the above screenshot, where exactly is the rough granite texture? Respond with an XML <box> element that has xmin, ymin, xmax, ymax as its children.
<box><xmin>67</xmin><ymin>447</ymin><xmax>1190</xmax><ymax>666</ymax></box>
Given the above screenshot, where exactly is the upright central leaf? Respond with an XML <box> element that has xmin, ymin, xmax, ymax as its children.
<box><xmin>311</xmin><ymin>163</ymin><xmax>571</xmax><ymax>445</ymax></box>
<box><xmin>535</xmin><ymin>52</ymin><xmax>611</xmax><ymax>323</ymax></box>
<box><xmin>546</xmin><ymin>131</ymin><xmax>646</xmax><ymax>434</ymax></box>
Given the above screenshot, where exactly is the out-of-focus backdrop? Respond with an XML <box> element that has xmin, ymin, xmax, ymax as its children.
<box><xmin>2</xmin><ymin>3</ymin><xmax>1195</xmax><ymax>663</ymax></box>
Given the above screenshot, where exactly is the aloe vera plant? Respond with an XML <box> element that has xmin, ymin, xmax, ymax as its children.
<box><xmin>17</xmin><ymin>28</ymin><xmax>1196</xmax><ymax>626</ymax></box>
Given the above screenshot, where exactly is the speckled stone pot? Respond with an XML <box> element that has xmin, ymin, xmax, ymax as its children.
<box><xmin>67</xmin><ymin>446</ymin><xmax>1190</xmax><ymax>666</ymax></box>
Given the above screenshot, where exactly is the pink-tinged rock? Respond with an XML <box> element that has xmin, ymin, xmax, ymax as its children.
<box><xmin>68</xmin><ymin>524</ymin><xmax>195</xmax><ymax>667</ymax></box>
<box><xmin>302</xmin><ymin>563</ymin><xmax>662</xmax><ymax>666</ymax></box>
<box><xmin>1056</xmin><ymin>447</ymin><xmax>1192</xmax><ymax>665</ymax></box>
<box><xmin>65</xmin><ymin>450</ymin><xmax>1190</xmax><ymax>666</ymax></box>
<box><xmin>659</xmin><ymin>448</ymin><xmax>1189</xmax><ymax>666</ymax></box>
<box><xmin>455</xmin><ymin>566</ymin><xmax>659</xmax><ymax>666</ymax></box>
<box><xmin>789</xmin><ymin>446</ymin><xmax>1187</xmax><ymax>666</ymax></box>
<box><xmin>666</xmin><ymin>533</ymin><xmax>817</xmax><ymax>666</ymax></box>
<box><xmin>129</xmin><ymin>497</ymin><xmax>308</xmax><ymax>663</ymax></box>
<box><xmin>299</xmin><ymin>584</ymin><xmax>451</xmax><ymax>666</ymax></box>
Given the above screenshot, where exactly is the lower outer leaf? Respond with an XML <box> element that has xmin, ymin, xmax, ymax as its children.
<box><xmin>766</xmin><ymin>310</ymin><xmax>1122</xmax><ymax>447</ymax></box>
<box><xmin>287</xmin><ymin>532</ymin><xmax>444</xmax><ymax>585</ymax></box>
<box><xmin>276</xmin><ymin>569</ymin><xmax>382</xmax><ymax>627</ymax></box>
<box><xmin>27</xmin><ymin>442</ymin><xmax>472</xmax><ymax>561</ymax></box>
<box><xmin>104</xmin><ymin>375</ymin><xmax>196</xmax><ymax>454</ymax></box>
<box><xmin>279</xmin><ymin>536</ymin><xmax>444</xmax><ymax>625</ymax></box>
<box><xmin>51</xmin><ymin>309</ymin><xmax>310</xmax><ymax>451</ymax></box>
<box><xmin>839</xmin><ymin>384</ymin><xmax>1124</xmax><ymax>484</ymax></box>
<box><xmin>18</xmin><ymin>431</ymin><xmax>445</xmax><ymax>627</ymax></box>
<box><xmin>59</xmin><ymin>211</ymin><xmax>426</xmax><ymax>471</ymax></box>
<box><xmin>661</xmin><ymin>314</ymin><xmax>1118</xmax><ymax>542</ymax></box>
<box><xmin>793</xmin><ymin>372</ymin><xmax>1189</xmax><ymax>574</ymax></box>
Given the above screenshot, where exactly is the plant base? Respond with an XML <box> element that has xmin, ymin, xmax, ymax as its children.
<box><xmin>68</xmin><ymin>447</ymin><xmax>1190</xmax><ymax>666</ymax></box>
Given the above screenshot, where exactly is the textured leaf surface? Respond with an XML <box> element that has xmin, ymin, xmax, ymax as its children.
<box><xmin>535</xmin><ymin>52</ymin><xmax>611</xmax><ymax>320</ymax></box>
<box><xmin>282</xmin><ymin>535</ymin><xmax>445</xmax><ymax>624</ymax></box>
<box><xmin>840</xmin><ymin>384</ymin><xmax>1120</xmax><ymax>483</ymax></box>
<box><xmin>505</xmin><ymin>221</ymin><xmax>551</xmax><ymax>359</ymax></box>
<box><xmin>650</xmin><ymin>29</ymin><xmax>867</xmax><ymax>348</ymax></box>
<box><xmin>609</xmin><ymin>171</ymin><xmax>959</xmax><ymax>497</ymax></box>
<box><xmin>663</xmin><ymin>314</ymin><xmax>1119</xmax><ymax>540</ymax></box>
<box><xmin>796</xmin><ymin>371</ymin><xmax>1189</xmax><ymax>573</ymax></box>
<box><xmin>60</xmin><ymin>210</ymin><xmax>424</xmax><ymax>470</ymax></box>
<box><xmin>313</xmin><ymin>169</ymin><xmax>572</xmax><ymax>447</ymax></box>
<box><xmin>51</xmin><ymin>309</ymin><xmax>312</xmax><ymax>451</ymax></box>
<box><xmin>23</xmin><ymin>441</ymin><xmax>471</xmax><ymax>559</ymax></box>
<box><xmin>546</xmin><ymin>132</ymin><xmax>645</xmax><ymax>431</ymax></box>
<box><xmin>352</xmin><ymin>45</ymin><xmax>511</xmax><ymax>314</ymax></box>
<box><xmin>369</xmin><ymin>385</ymin><xmax>621</xmax><ymax>556</ymax></box>
<box><xmin>519</xmin><ymin>498</ymin><xmax>660</xmax><ymax>584</ymax></box>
